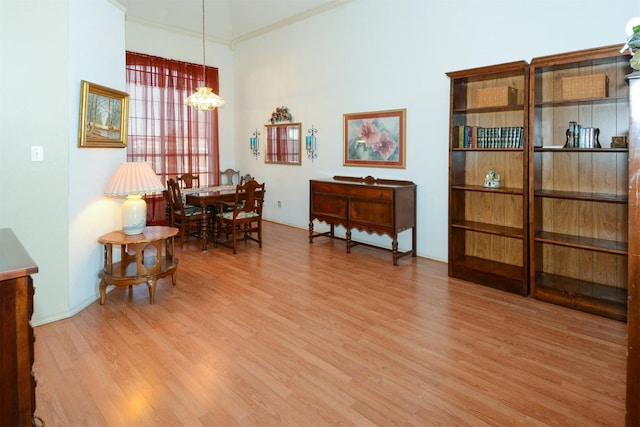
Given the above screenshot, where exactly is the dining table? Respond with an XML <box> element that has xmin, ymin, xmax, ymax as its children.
<box><xmin>183</xmin><ymin>185</ymin><xmax>237</xmax><ymax>251</ymax></box>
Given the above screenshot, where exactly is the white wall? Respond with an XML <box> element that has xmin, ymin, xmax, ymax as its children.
<box><xmin>232</xmin><ymin>0</ymin><xmax>637</xmax><ymax>262</ymax></box>
<box><xmin>0</xmin><ymin>0</ymin><xmax>126</xmax><ymax>325</ymax></box>
<box><xmin>1</xmin><ymin>0</ymin><xmax>71</xmax><ymax>324</ymax></box>
<box><xmin>67</xmin><ymin>0</ymin><xmax>127</xmax><ymax>315</ymax></box>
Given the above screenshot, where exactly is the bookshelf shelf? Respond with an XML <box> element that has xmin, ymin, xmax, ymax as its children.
<box><xmin>453</xmin><ymin>104</ymin><xmax>525</xmax><ymax>114</ymax></box>
<box><xmin>534</xmin><ymin>189</ymin><xmax>627</xmax><ymax>203</ymax></box>
<box><xmin>450</xmin><ymin>255</ymin><xmax>525</xmax><ymax>295</ymax></box>
<box><xmin>533</xmin><ymin>95</ymin><xmax>627</xmax><ymax>108</ymax></box>
<box><xmin>453</xmin><ymin>147</ymin><xmax>523</xmax><ymax>152</ymax></box>
<box><xmin>529</xmin><ymin>45</ymin><xmax>632</xmax><ymax>321</ymax></box>
<box><xmin>534</xmin><ymin>272</ymin><xmax>626</xmax><ymax>321</ymax></box>
<box><xmin>451</xmin><ymin>220</ymin><xmax>523</xmax><ymax>239</ymax></box>
<box><xmin>535</xmin><ymin>231</ymin><xmax>628</xmax><ymax>255</ymax></box>
<box><xmin>534</xmin><ymin>147</ymin><xmax>628</xmax><ymax>153</ymax></box>
<box><xmin>451</xmin><ymin>184</ymin><xmax>523</xmax><ymax>195</ymax></box>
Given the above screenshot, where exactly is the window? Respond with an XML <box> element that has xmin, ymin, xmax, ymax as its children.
<box><xmin>125</xmin><ymin>51</ymin><xmax>220</xmax><ymax>186</ymax></box>
<box><xmin>126</xmin><ymin>51</ymin><xmax>221</xmax><ymax>224</ymax></box>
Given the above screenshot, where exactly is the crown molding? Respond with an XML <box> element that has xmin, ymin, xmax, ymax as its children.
<box><xmin>230</xmin><ymin>0</ymin><xmax>353</xmax><ymax>47</ymax></box>
<box><xmin>125</xmin><ymin>15</ymin><xmax>232</xmax><ymax>47</ymax></box>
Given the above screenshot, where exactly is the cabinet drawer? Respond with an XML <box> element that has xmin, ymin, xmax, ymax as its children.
<box><xmin>350</xmin><ymin>200</ymin><xmax>393</xmax><ymax>227</ymax></box>
<box><xmin>311</xmin><ymin>182</ymin><xmax>393</xmax><ymax>201</ymax></box>
<box><xmin>311</xmin><ymin>194</ymin><xmax>347</xmax><ymax>218</ymax></box>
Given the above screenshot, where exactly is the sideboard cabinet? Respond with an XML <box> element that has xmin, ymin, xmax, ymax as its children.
<box><xmin>446</xmin><ymin>61</ymin><xmax>530</xmax><ymax>295</ymax></box>
<box><xmin>529</xmin><ymin>45</ymin><xmax>632</xmax><ymax>321</ymax></box>
<box><xmin>0</xmin><ymin>228</ymin><xmax>40</xmax><ymax>426</ymax></box>
<box><xmin>309</xmin><ymin>176</ymin><xmax>416</xmax><ymax>265</ymax></box>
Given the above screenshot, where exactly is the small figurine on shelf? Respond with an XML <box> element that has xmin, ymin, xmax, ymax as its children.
<box><xmin>484</xmin><ymin>169</ymin><xmax>501</xmax><ymax>189</ymax></box>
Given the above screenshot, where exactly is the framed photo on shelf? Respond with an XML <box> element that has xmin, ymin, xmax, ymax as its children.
<box><xmin>343</xmin><ymin>108</ymin><xmax>406</xmax><ymax>168</ymax></box>
<box><xmin>78</xmin><ymin>80</ymin><xmax>129</xmax><ymax>148</ymax></box>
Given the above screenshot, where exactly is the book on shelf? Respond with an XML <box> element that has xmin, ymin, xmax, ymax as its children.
<box><xmin>455</xmin><ymin>125</ymin><xmax>477</xmax><ymax>148</ymax></box>
<box><xmin>455</xmin><ymin>126</ymin><xmax>523</xmax><ymax>148</ymax></box>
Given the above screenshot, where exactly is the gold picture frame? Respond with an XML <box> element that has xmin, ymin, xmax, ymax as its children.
<box><xmin>78</xmin><ymin>80</ymin><xmax>129</xmax><ymax>148</ymax></box>
<box><xmin>343</xmin><ymin>108</ymin><xmax>406</xmax><ymax>168</ymax></box>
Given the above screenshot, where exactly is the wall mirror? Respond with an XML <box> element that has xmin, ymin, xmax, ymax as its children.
<box><xmin>264</xmin><ymin>122</ymin><xmax>301</xmax><ymax>165</ymax></box>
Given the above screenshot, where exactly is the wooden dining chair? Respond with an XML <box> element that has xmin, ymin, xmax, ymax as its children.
<box><xmin>220</xmin><ymin>168</ymin><xmax>240</xmax><ymax>186</ymax></box>
<box><xmin>214</xmin><ymin>180</ymin><xmax>265</xmax><ymax>254</ymax></box>
<box><xmin>239</xmin><ymin>173</ymin><xmax>254</xmax><ymax>185</ymax></box>
<box><xmin>166</xmin><ymin>178</ymin><xmax>211</xmax><ymax>248</ymax></box>
<box><xmin>177</xmin><ymin>173</ymin><xmax>199</xmax><ymax>189</ymax></box>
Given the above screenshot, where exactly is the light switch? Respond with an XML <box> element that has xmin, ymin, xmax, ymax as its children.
<box><xmin>31</xmin><ymin>146</ymin><xmax>44</xmax><ymax>161</ymax></box>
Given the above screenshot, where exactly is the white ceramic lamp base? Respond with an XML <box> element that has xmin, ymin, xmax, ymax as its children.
<box><xmin>122</xmin><ymin>194</ymin><xmax>147</xmax><ymax>235</ymax></box>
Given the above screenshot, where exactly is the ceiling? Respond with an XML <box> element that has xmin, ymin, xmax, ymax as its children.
<box><xmin>117</xmin><ymin>0</ymin><xmax>350</xmax><ymax>45</ymax></box>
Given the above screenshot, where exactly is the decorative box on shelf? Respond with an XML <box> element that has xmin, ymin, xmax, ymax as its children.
<box><xmin>611</xmin><ymin>135</ymin><xmax>628</xmax><ymax>148</ymax></box>
<box><xmin>561</xmin><ymin>74</ymin><xmax>608</xmax><ymax>100</ymax></box>
<box><xmin>475</xmin><ymin>86</ymin><xmax>517</xmax><ymax>108</ymax></box>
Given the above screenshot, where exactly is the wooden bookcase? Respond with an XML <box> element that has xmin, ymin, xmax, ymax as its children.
<box><xmin>528</xmin><ymin>45</ymin><xmax>632</xmax><ymax>321</ymax></box>
<box><xmin>446</xmin><ymin>61</ymin><xmax>530</xmax><ymax>296</ymax></box>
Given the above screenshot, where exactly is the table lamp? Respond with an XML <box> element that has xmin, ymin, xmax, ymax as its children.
<box><xmin>104</xmin><ymin>162</ymin><xmax>165</xmax><ymax>235</ymax></box>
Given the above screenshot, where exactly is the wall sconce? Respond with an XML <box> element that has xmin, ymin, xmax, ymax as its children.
<box><xmin>250</xmin><ymin>129</ymin><xmax>260</xmax><ymax>159</ymax></box>
<box><xmin>306</xmin><ymin>125</ymin><xmax>318</xmax><ymax>161</ymax></box>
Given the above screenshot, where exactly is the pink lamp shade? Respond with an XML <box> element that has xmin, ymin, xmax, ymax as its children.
<box><xmin>104</xmin><ymin>162</ymin><xmax>165</xmax><ymax>235</ymax></box>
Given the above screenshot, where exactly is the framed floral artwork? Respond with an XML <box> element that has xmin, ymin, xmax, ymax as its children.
<box><xmin>78</xmin><ymin>80</ymin><xmax>129</xmax><ymax>148</ymax></box>
<box><xmin>343</xmin><ymin>108</ymin><xmax>406</xmax><ymax>168</ymax></box>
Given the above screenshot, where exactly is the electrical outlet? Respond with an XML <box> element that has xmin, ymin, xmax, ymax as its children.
<box><xmin>277</xmin><ymin>201</ymin><xmax>282</xmax><ymax>207</ymax></box>
<box><xmin>31</xmin><ymin>146</ymin><xmax>44</xmax><ymax>161</ymax></box>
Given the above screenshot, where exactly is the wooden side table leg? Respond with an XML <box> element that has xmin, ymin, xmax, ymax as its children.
<box><xmin>99</xmin><ymin>278</ymin><xmax>107</xmax><ymax>305</ymax></box>
<box><xmin>171</xmin><ymin>270</ymin><xmax>178</xmax><ymax>287</ymax></box>
<box><xmin>147</xmin><ymin>278</ymin><xmax>156</xmax><ymax>304</ymax></box>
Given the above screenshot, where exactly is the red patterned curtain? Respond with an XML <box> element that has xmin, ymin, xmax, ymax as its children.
<box><xmin>125</xmin><ymin>51</ymin><xmax>221</xmax><ymax>224</ymax></box>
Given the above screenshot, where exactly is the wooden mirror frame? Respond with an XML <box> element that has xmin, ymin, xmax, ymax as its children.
<box><xmin>264</xmin><ymin>122</ymin><xmax>302</xmax><ymax>165</ymax></box>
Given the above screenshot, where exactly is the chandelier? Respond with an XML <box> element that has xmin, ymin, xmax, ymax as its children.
<box><xmin>185</xmin><ymin>0</ymin><xmax>225</xmax><ymax>111</ymax></box>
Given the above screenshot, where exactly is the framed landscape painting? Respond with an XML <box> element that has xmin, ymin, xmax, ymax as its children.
<box><xmin>343</xmin><ymin>108</ymin><xmax>406</xmax><ymax>168</ymax></box>
<box><xmin>78</xmin><ymin>80</ymin><xmax>129</xmax><ymax>148</ymax></box>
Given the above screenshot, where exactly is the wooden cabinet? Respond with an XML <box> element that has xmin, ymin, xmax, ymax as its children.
<box><xmin>626</xmin><ymin>69</ymin><xmax>640</xmax><ymax>427</ymax></box>
<box><xmin>0</xmin><ymin>228</ymin><xmax>39</xmax><ymax>426</ymax></box>
<box><xmin>529</xmin><ymin>45</ymin><xmax>632</xmax><ymax>321</ymax></box>
<box><xmin>309</xmin><ymin>175</ymin><xmax>416</xmax><ymax>265</ymax></box>
<box><xmin>446</xmin><ymin>61</ymin><xmax>530</xmax><ymax>295</ymax></box>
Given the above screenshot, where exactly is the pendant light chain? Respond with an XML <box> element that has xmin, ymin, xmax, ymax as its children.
<box><xmin>185</xmin><ymin>0</ymin><xmax>225</xmax><ymax>110</ymax></box>
<box><xmin>201</xmin><ymin>0</ymin><xmax>206</xmax><ymax>85</ymax></box>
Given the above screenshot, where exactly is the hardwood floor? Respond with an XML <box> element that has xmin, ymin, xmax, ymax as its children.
<box><xmin>34</xmin><ymin>222</ymin><xmax>626</xmax><ymax>426</ymax></box>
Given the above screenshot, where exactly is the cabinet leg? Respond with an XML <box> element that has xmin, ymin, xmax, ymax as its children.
<box><xmin>412</xmin><ymin>226</ymin><xmax>417</xmax><ymax>257</ymax></box>
<box><xmin>392</xmin><ymin>239</ymin><xmax>399</xmax><ymax>266</ymax></box>
<box><xmin>346</xmin><ymin>230</ymin><xmax>352</xmax><ymax>253</ymax></box>
<box><xmin>308</xmin><ymin>222</ymin><xmax>314</xmax><ymax>243</ymax></box>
